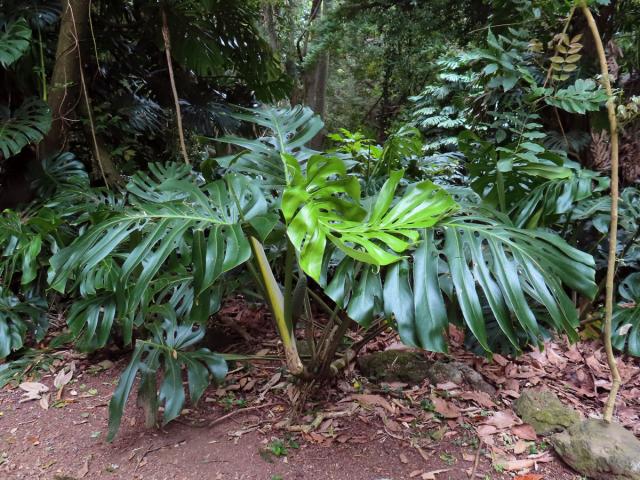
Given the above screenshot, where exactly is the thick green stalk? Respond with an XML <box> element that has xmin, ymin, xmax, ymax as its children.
<box><xmin>283</xmin><ymin>240</ymin><xmax>295</xmax><ymax>329</ymax></box>
<box><xmin>249</xmin><ymin>236</ymin><xmax>304</xmax><ymax>375</ymax></box>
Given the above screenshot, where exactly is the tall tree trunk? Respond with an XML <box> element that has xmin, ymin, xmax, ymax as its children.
<box><xmin>43</xmin><ymin>0</ymin><xmax>89</xmax><ymax>156</ymax></box>
<box><xmin>43</xmin><ymin>0</ymin><xmax>118</xmax><ymax>185</ymax></box>
<box><xmin>262</xmin><ymin>3</ymin><xmax>280</xmax><ymax>52</ymax></box>
<box><xmin>301</xmin><ymin>0</ymin><xmax>331</xmax><ymax>149</ymax></box>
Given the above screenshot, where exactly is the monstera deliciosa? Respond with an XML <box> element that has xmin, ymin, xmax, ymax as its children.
<box><xmin>282</xmin><ymin>154</ymin><xmax>457</xmax><ymax>281</ymax></box>
<box><xmin>50</xmin><ymin>106</ymin><xmax>597</xmax><ymax>440</ymax></box>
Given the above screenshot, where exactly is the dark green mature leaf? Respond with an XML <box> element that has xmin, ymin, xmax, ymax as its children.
<box><xmin>0</xmin><ymin>289</ymin><xmax>47</xmax><ymax>359</ymax></box>
<box><xmin>510</xmin><ymin>163</ymin><xmax>608</xmax><ymax>228</ymax></box>
<box><xmin>107</xmin><ymin>318</ymin><xmax>228</xmax><ymax>441</ymax></box>
<box><xmin>612</xmin><ymin>273</ymin><xmax>640</xmax><ymax>356</ymax></box>
<box><xmin>0</xmin><ymin>18</ymin><xmax>31</xmax><ymax>67</ymax></box>
<box><xmin>324</xmin><ymin>211</ymin><xmax>596</xmax><ymax>353</ymax></box>
<box><xmin>48</xmin><ymin>166</ymin><xmax>270</xmax><ymax>343</ymax></box>
<box><xmin>283</xmin><ymin>156</ymin><xmax>457</xmax><ymax>281</ymax></box>
<box><xmin>66</xmin><ymin>293</ymin><xmax>117</xmax><ymax>352</ymax></box>
<box><xmin>166</xmin><ymin>1</ymin><xmax>290</xmax><ymax>101</ymax></box>
<box><xmin>437</xmin><ymin>214</ymin><xmax>596</xmax><ymax>350</ymax></box>
<box><xmin>33</xmin><ymin>152</ymin><xmax>90</xmax><ymax>197</ymax></box>
<box><xmin>0</xmin><ymin>97</ymin><xmax>51</xmax><ymax>159</ymax></box>
<box><xmin>214</xmin><ymin>106</ymin><xmax>323</xmax><ymax>189</ymax></box>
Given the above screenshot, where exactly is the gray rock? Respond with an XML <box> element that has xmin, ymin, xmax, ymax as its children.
<box><xmin>97</xmin><ymin>359</ymin><xmax>114</xmax><ymax>370</ymax></box>
<box><xmin>427</xmin><ymin>361</ymin><xmax>496</xmax><ymax>395</ymax></box>
<box><xmin>513</xmin><ymin>388</ymin><xmax>580</xmax><ymax>435</ymax></box>
<box><xmin>552</xmin><ymin>419</ymin><xmax>640</xmax><ymax>480</ymax></box>
<box><xmin>358</xmin><ymin>351</ymin><xmax>432</xmax><ymax>384</ymax></box>
<box><xmin>357</xmin><ymin>351</ymin><xmax>495</xmax><ymax>394</ymax></box>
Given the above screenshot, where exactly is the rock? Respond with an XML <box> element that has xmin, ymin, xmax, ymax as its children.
<box><xmin>427</xmin><ymin>361</ymin><xmax>496</xmax><ymax>395</ymax></box>
<box><xmin>97</xmin><ymin>359</ymin><xmax>114</xmax><ymax>370</ymax></box>
<box><xmin>552</xmin><ymin>419</ymin><xmax>640</xmax><ymax>480</ymax></box>
<box><xmin>357</xmin><ymin>352</ymin><xmax>495</xmax><ymax>394</ymax></box>
<box><xmin>358</xmin><ymin>351</ymin><xmax>432</xmax><ymax>384</ymax></box>
<box><xmin>513</xmin><ymin>388</ymin><xmax>580</xmax><ymax>435</ymax></box>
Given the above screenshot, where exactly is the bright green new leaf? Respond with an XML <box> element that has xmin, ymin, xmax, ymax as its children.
<box><xmin>282</xmin><ymin>156</ymin><xmax>457</xmax><ymax>281</ymax></box>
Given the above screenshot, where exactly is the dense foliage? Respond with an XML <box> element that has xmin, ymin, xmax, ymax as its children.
<box><xmin>0</xmin><ymin>0</ymin><xmax>638</xmax><ymax>439</ymax></box>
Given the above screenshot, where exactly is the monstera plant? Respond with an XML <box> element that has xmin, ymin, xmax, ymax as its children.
<box><xmin>48</xmin><ymin>106</ymin><xmax>596</xmax><ymax>439</ymax></box>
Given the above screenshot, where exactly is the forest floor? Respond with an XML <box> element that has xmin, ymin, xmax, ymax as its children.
<box><xmin>1</xmin><ymin>299</ymin><xmax>639</xmax><ymax>480</ymax></box>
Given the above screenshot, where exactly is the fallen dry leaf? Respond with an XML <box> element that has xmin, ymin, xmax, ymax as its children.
<box><xmin>54</xmin><ymin>369</ymin><xmax>73</xmax><ymax>390</ymax></box>
<box><xmin>431</xmin><ymin>397</ymin><xmax>461</xmax><ymax>419</ymax></box>
<box><xmin>352</xmin><ymin>394</ymin><xmax>395</xmax><ymax>414</ymax></box>
<box><xmin>399</xmin><ymin>453</ymin><xmax>409</xmax><ymax>464</ymax></box>
<box><xmin>77</xmin><ymin>457</ymin><xmax>90</xmax><ymax>478</ymax></box>
<box><xmin>514</xmin><ymin>475</ymin><xmax>543</xmax><ymax>480</ymax></box>
<box><xmin>462</xmin><ymin>452</ymin><xmax>476</xmax><ymax>462</ymax></box>
<box><xmin>436</xmin><ymin>381</ymin><xmax>459</xmax><ymax>391</ymax></box>
<box><xmin>18</xmin><ymin>382</ymin><xmax>49</xmax><ymax>402</ymax></box>
<box><xmin>476</xmin><ymin>425</ymin><xmax>498</xmax><ymax>437</ymax></box>
<box><xmin>498</xmin><ymin>458</ymin><xmax>536</xmax><ymax>471</ymax></box>
<box><xmin>39</xmin><ymin>393</ymin><xmax>50</xmax><ymax>411</ymax></box>
<box><xmin>512</xmin><ymin>424</ymin><xmax>537</xmax><ymax>441</ymax></box>
<box><xmin>513</xmin><ymin>440</ymin><xmax>530</xmax><ymax>455</ymax></box>
<box><xmin>459</xmin><ymin>391</ymin><xmax>496</xmax><ymax>408</ymax></box>
<box><xmin>484</xmin><ymin>410</ymin><xmax>520</xmax><ymax>429</ymax></box>
<box><xmin>422</xmin><ymin>468</ymin><xmax>451</xmax><ymax>480</ymax></box>
<box><xmin>19</xmin><ymin>382</ymin><xmax>48</xmax><ymax>394</ymax></box>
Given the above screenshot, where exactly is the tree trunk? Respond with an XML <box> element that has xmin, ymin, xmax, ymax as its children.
<box><xmin>301</xmin><ymin>0</ymin><xmax>331</xmax><ymax>149</ymax></box>
<box><xmin>43</xmin><ymin>0</ymin><xmax>89</xmax><ymax>156</ymax></box>
<box><xmin>262</xmin><ymin>3</ymin><xmax>280</xmax><ymax>52</ymax></box>
<box><xmin>42</xmin><ymin>0</ymin><xmax>119</xmax><ymax>185</ymax></box>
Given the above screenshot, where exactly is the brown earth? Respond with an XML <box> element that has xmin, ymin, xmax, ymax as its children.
<box><xmin>0</xmin><ymin>361</ymin><xmax>575</xmax><ymax>480</ymax></box>
<box><xmin>1</xmin><ymin>301</ymin><xmax>638</xmax><ymax>480</ymax></box>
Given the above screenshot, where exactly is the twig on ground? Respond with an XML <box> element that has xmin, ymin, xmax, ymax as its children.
<box><xmin>469</xmin><ymin>440</ymin><xmax>483</xmax><ymax>479</ymax></box>
<box><xmin>135</xmin><ymin>438</ymin><xmax>185</xmax><ymax>471</ymax></box>
<box><xmin>209</xmin><ymin>402</ymin><xmax>277</xmax><ymax>428</ymax></box>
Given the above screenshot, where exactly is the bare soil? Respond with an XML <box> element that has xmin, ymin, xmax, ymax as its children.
<box><xmin>1</xmin><ymin>302</ymin><xmax>638</xmax><ymax>480</ymax></box>
<box><xmin>0</xmin><ymin>363</ymin><xmax>573</xmax><ymax>480</ymax></box>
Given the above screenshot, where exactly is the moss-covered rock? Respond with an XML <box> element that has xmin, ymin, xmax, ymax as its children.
<box><xmin>357</xmin><ymin>350</ymin><xmax>432</xmax><ymax>384</ymax></box>
<box><xmin>552</xmin><ymin>419</ymin><xmax>640</xmax><ymax>480</ymax></box>
<box><xmin>513</xmin><ymin>389</ymin><xmax>580</xmax><ymax>435</ymax></box>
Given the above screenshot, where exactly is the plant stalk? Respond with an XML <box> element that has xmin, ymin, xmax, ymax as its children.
<box><xmin>581</xmin><ymin>2</ymin><xmax>621</xmax><ymax>423</ymax></box>
<box><xmin>249</xmin><ymin>237</ymin><xmax>304</xmax><ymax>375</ymax></box>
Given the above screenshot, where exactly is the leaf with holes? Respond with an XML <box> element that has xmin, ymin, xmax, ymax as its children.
<box><xmin>0</xmin><ymin>97</ymin><xmax>51</xmax><ymax>158</ymax></box>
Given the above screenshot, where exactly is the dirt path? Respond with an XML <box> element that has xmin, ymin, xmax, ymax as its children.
<box><xmin>1</xmin><ymin>313</ymin><xmax>638</xmax><ymax>480</ymax></box>
<box><xmin>0</xmin><ymin>363</ymin><xmax>570</xmax><ymax>480</ymax></box>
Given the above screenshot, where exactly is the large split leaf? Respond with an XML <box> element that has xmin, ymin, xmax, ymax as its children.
<box><xmin>107</xmin><ymin>316</ymin><xmax>228</xmax><ymax>441</ymax></box>
<box><xmin>0</xmin><ymin>18</ymin><xmax>31</xmax><ymax>68</ymax></box>
<box><xmin>324</xmin><ymin>211</ymin><xmax>596</xmax><ymax>353</ymax></box>
<box><xmin>49</xmin><ymin>165</ymin><xmax>271</xmax><ymax>343</ymax></box>
<box><xmin>282</xmin><ymin>155</ymin><xmax>457</xmax><ymax>282</ymax></box>
<box><xmin>213</xmin><ymin>106</ymin><xmax>323</xmax><ymax>188</ymax></box>
<box><xmin>0</xmin><ymin>97</ymin><xmax>51</xmax><ymax>159</ymax></box>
